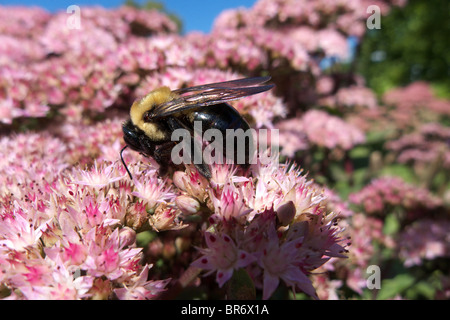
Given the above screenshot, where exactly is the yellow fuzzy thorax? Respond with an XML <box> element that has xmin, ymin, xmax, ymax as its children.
<box><xmin>130</xmin><ymin>86</ymin><xmax>179</xmax><ymax>141</ymax></box>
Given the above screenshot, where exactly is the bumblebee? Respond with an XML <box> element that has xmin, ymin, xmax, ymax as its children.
<box><xmin>121</xmin><ymin>76</ymin><xmax>274</xmax><ymax>179</ymax></box>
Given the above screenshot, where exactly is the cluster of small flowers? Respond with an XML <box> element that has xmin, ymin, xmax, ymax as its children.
<box><xmin>173</xmin><ymin>159</ymin><xmax>348</xmax><ymax>300</ymax></box>
<box><xmin>386</xmin><ymin>122</ymin><xmax>450</xmax><ymax>169</ymax></box>
<box><xmin>204</xmin><ymin>0</ymin><xmax>410</xmax><ymax>159</ymax></box>
<box><xmin>215</xmin><ymin>0</ymin><xmax>406</xmax><ymax>38</ymax></box>
<box><xmin>276</xmin><ymin>110</ymin><xmax>366</xmax><ymax>157</ymax></box>
<box><xmin>383</xmin><ymin>81</ymin><xmax>450</xmax><ymax>116</ymax></box>
<box><xmin>349</xmin><ymin>176</ymin><xmax>442</xmax><ymax>216</ymax></box>
<box><xmin>348</xmin><ymin>81</ymin><xmax>450</xmax><ymax>133</ymax></box>
<box><xmin>53</xmin><ymin>118</ymin><xmax>130</xmax><ymax>165</ymax></box>
<box><xmin>0</xmin><ymin>128</ymin><xmax>348</xmax><ymax>299</ymax></box>
<box><xmin>322</xmin><ymin>85</ymin><xmax>379</xmax><ymax>110</ymax></box>
<box><xmin>311</xmin><ymin>212</ymin><xmax>393</xmax><ymax>298</ymax></box>
<box><xmin>397</xmin><ymin>219</ymin><xmax>450</xmax><ymax>267</ymax></box>
<box><xmin>0</xmin><ymin>5</ymin><xmax>178</xmax><ymax>124</ymax></box>
<box><xmin>0</xmin><ymin>5</ymin><xmax>287</xmax><ymax>129</ymax></box>
<box><xmin>4</xmin><ymin>0</ymin><xmax>443</xmax><ymax>301</ymax></box>
<box><xmin>0</xmin><ymin>133</ymin><xmax>170</xmax><ymax>299</ymax></box>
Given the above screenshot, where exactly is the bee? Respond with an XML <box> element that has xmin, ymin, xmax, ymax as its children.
<box><xmin>121</xmin><ymin>76</ymin><xmax>274</xmax><ymax>179</ymax></box>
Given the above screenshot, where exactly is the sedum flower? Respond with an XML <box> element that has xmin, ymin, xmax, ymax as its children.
<box><xmin>175</xmin><ymin>195</ymin><xmax>201</xmax><ymax>215</ymax></box>
<box><xmin>256</xmin><ymin>223</ymin><xmax>318</xmax><ymax>299</ymax></box>
<box><xmin>191</xmin><ymin>232</ymin><xmax>256</xmax><ymax>288</ymax></box>
<box><xmin>149</xmin><ymin>203</ymin><xmax>186</xmax><ymax>232</ymax></box>
<box><xmin>173</xmin><ymin>167</ymin><xmax>209</xmax><ymax>202</ymax></box>
<box><xmin>70</xmin><ymin>161</ymin><xmax>124</xmax><ymax>189</ymax></box>
<box><xmin>398</xmin><ymin>219</ymin><xmax>450</xmax><ymax>267</ymax></box>
<box><xmin>0</xmin><ymin>206</ymin><xmax>51</xmax><ymax>252</ymax></box>
<box><xmin>131</xmin><ymin>170</ymin><xmax>174</xmax><ymax>209</ymax></box>
<box><xmin>81</xmin><ymin>228</ymin><xmax>143</xmax><ymax>281</ymax></box>
<box><xmin>114</xmin><ymin>265</ymin><xmax>170</xmax><ymax>300</ymax></box>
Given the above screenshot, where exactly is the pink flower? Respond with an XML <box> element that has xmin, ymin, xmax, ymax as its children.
<box><xmin>210</xmin><ymin>183</ymin><xmax>251</xmax><ymax>221</ymax></box>
<box><xmin>349</xmin><ymin>176</ymin><xmax>442</xmax><ymax>216</ymax></box>
<box><xmin>62</xmin><ymin>242</ymin><xmax>88</xmax><ymax>266</ymax></box>
<box><xmin>257</xmin><ymin>225</ymin><xmax>318</xmax><ymax>299</ymax></box>
<box><xmin>173</xmin><ymin>167</ymin><xmax>209</xmax><ymax>202</ymax></box>
<box><xmin>149</xmin><ymin>203</ymin><xmax>186</xmax><ymax>232</ymax></box>
<box><xmin>131</xmin><ymin>169</ymin><xmax>174</xmax><ymax>209</ymax></box>
<box><xmin>0</xmin><ymin>207</ymin><xmax>50</xmax><ymax>251</ymax></box>
<box><xmin>398</xmin><ymin>219</ymin><xmax>450</xmax><ymax>267</ymax></box>
<box><xmin>114</xmin><ymin>265</ymin><xmax>170</xmax><ymax>300</ymax></box>
<box><xmin>82</xmin><ymin>228</ymin><xmax>143</xmax><ymax>281</ymax></box>
<box><xmin>191</xmin><ymin>232</ymin><xmax>256</xmax><ymax>288</ymax></box>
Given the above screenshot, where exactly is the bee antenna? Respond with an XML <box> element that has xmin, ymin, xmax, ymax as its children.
<box><xmin>120</xmin><ymin>145</ymin><xmax>133</xmax><ymax>180</ymax></box>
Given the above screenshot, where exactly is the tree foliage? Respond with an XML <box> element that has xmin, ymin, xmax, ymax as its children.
<box><xmin>358</xmin><ymin>0</ymin><xmax>450</xmax><ymax>97</ymax></box>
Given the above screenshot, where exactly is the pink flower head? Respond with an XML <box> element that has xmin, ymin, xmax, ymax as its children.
<box><xmin>149</xmin><ymin>203</ymin><xmax>186</xmax><ymax>232</ymax></box>
<box><xmin>173</xmin><ymin>167</ymin><xmax>209</xmax><ymax>202</ymax></box>
<box><xmin>257</xmin><ymin>225</ymin><xmax>318</xmax><ymax>299</ymax></box>
<box><xmin>114</xmin><ymin>265</ymin><xmax>170</xmax><ymax>300</ymax></box>
<box><xmin>0</xmin><ymin>207</ymin><xmax>50</xmax><ymax>251</ymax></box>
<box><xmin>82</xmin><ymin>228</ymin><xmax>142</xmax><ymax>280</ymax></box>
<box><xmin>131</xmin><ymin>170</ymin><xmax>174</xmax><ymax>209</ymax></box>
<box><xmin>192</xmin><ymin>232</ymin><xmax>256</xmax><ymax>288</ymax></box>
<box><xmin>70</xmin><ymin>161</ymin><xmax>124</xmax><ymax>189</ymax></box>
<box><xmin>210</xmin><ymin>183</ymin><xmax>251</xmax><ymax>221</ymax></box>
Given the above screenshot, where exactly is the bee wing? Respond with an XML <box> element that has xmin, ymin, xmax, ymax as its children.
<box><xmin>172</xmin><ymin>76</ymin><xmax>272</xmax><ymax>94</ymax></box>
<box><xmin>149</xmin><ymin>77</ymin><xmax>274</xmax><ymax>119</ymax></box>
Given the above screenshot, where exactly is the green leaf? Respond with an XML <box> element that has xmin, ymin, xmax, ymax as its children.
<box><xmin>349</xmin><ymin>146</ymin><xmax>371</xmax><ymax>159</ymax></box>
<box><xmin>380</xmin><ymin>165</ymin><xmax>416</xmax><ymax>183</ymax></box>
<box><xmin>136</xmin><ymin>230</ymin><xmax>156</xmax><ymax>247</ymax></box>
<box><xmin>377</xmin><ymin>274</ymin><xmax>415</xmax><ymax>300</ymax></box>
<box><xmin>405</xmin><ymin>281</ymin><xmax>436</xmax><ymax>299</ymax></box>
<box><xmin>383</xmin><ymin>213</ymin><xmax>400</xmax><ymax>235</ymax></box>
<box><xmin>226</xmin><ymin>268</ymin><xmax>256</xmax><ymax>300</ymax></box>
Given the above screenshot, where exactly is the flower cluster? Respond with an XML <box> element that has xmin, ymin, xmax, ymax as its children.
<box><xmin>349</xmin><ymin>176</ymin><xmax>442</xmax><ymax>217</ymax></box>
<box><xmin>0</xmin><ymin>133</ymin><xmax>172</xmax><ymax>299</ymax></box>
<box><xmin>0</xmin><ymin>5</ymin><xmax>178</xmax><ymax>124</ymax></box>
<box><xmin>276</xmin><ymin>110</ymin><xmax>366</xmax><ymax>157</ymax></box>
<box><xmin>398</xmin><ymin>219</ymin><xmax>450</xmax><ymax>267</ymax></box>
<box><xmin>0</xmin><ymin>127</ymin><xmax>348</xmax><ymax>299</ymax></box>
<box><xmin>179</xmin><ymin>160</ymin><xmax>348</xmax><ymax>299</ymax></box>
<box><xmin>386</xmin><ymin>123</ymin><xmax>450</xmax><ymax>169</ymax></box>
<box><xmin>348</xmin><ymin>81</ymin><xmax>450</xmax><ymax>134</ymax></box>
<box><xmin>1</xmin><ymin>0</ymin><xmax>406</xmax><ymax>127</ymax></box>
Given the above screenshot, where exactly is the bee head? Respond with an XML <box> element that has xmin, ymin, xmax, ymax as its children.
<box><xmin>130</xmin><ymin>86</ymin><xmax>177</xmax><ymax>128</ymax></box>
<box><xmin>122</xmin><ymin>119</ymin><xmax>143</xmax><ymax>152</ymax></box>
<box><xmin>127</xmin><ymin>86</ymin><xmax>179</xmax><ymax>142</ymax></box>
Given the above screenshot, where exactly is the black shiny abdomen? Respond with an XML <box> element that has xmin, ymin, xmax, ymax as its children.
<box><xmin>183</xmin><ymin>103</ymin><xmax>250</xmax><ymax>133</ymax></box>
<box><xmin>178</xmin><ymin>102</ymin><xmax>254</xmax><ymax>168</ymax></box>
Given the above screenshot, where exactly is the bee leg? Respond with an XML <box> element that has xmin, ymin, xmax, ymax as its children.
<box><xmin>153</xmin><ymin>141</ymin><xmax>177</xmax><ymax>177</ymax></box>
<box><xmin>194</xmin><ymin>162</ymin><xmax>211</xmax><ymax>179</ymax></box>
<box><xmin>166</xmin><ymin>117</ymin><xmax>211</xmax><ymax>179</ymax></box>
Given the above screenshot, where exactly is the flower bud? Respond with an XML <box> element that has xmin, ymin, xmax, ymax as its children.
<box><xmin>125</xmin><ymin>201</ymin><xmax>148</xmax><ymax>230</ymax></box>
<box><xmin>173</xmin><ymin>168</ymin><xmax>209</xmax><ymax>202</ymax></box>
<box><xmin>149</xmin><ymin>203</ymin><xmax>186</xmax><ymax>231</ymax></box>
<box><xmin>173</xmin><ymin>171</ymin><xmax>188</xmax><ymax>192</ymax></box>
<box><xmin>119</xmin><ymin>227</ymin><xmax>136</xmax><ymax>248</ymax></box>
<box><xmin>276</xmin><ymin>201</ymin><xmax>296</xmax><ymax>226</ymax></box>
<box><xmin>175</xmin><ymin>195</ymin><xmax>200</xmax><ymax>215</ymax></box>
<box><xmin>150</xmin><ymin>204</ymin><xmax>176</xmax><ymax>231</ymax></box>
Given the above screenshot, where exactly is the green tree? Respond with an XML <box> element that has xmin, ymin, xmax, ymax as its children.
<box><xmin>358</xmin><ymin>0</ymin><xmax>450</xmax><ymax>97</ymax></box>
<box><xmin>125</xmin><ymin>0</ymin><xmax>183</xmax><ymax>33</ymax></box>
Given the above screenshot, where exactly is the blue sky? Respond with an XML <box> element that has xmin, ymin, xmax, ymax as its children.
<box><xmin>1</xmin><ymin>0</ymin><xmax>258</xmax><ymax>33</ymax></box>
